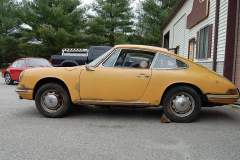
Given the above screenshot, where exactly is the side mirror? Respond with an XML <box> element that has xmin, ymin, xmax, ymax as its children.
<box><xmin>85</xmin><ymin>65</ymin><xmax>95</xmax><ymax>71</ymax></box>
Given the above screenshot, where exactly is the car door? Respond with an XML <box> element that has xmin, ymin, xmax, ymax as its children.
<box><xmin>11</xmin><ymin>59</ymin><xmax>26</xmax><ymax>81</ymax></box>
<box><xmin>79</xmin><ymin>48</ymin><xmax>156</xmax><ymax>102</ymax></box>
<box><xmin>8</xmin><ymin>61</ymin><xmax>17</xmax><ymax>78</ymax></box>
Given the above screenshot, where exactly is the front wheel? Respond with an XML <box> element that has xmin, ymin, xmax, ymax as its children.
<box><xmin>162</xmin><ymin>86</ymin><xmax>201</xmax><ymax>123</ymax></box>
<box><xmin>5</xmin><ymin>72</ymin><xmax>13</xmax><ymax>85</ymax></box>
<box><xmin>35</xmin><ymin>83</ymin><xmax>71</xmax><ymax>118</ymax></box>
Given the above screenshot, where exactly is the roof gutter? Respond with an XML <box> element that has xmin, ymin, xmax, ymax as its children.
<box><xmin>212</xmin><ymin>0</ymin><xmax>220</xmax><ymax>71</ymax></box>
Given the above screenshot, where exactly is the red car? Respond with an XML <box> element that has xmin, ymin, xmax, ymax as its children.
<box><xmin>1</xmin><ymin>58</ymin><xmax>52</xmax><ymax>85</ymax></box>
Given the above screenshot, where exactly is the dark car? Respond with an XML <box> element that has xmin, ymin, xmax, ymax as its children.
<box><xmin>1</xmin><ymin>58</ymin><xmax>52</xmax><ymax>85</ymax></box>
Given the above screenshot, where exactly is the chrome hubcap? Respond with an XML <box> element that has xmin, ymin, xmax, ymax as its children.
<box><xmin>173</xmin><ymin>95</ymin><xmax>191</xmax><ymax>112</ymax></box>
<box><xmin>170</xmin><ymin>92</ymin><xmax>195</xmax><ymax>117</ymax></box>
<box><xmin>41</xmin><ymin>90</ymin><xmax>63</xmax><ymax>113</ymax></box>
<box><xmin>44</xmin><ymin>94</ymin><xmax>58</xmax><ymax>109</ymax></box>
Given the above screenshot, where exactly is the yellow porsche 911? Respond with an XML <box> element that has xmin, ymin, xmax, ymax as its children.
<box><xmin>16</xmin><ymin>45</ymin><xmax>239</xmax><ymax>122</ymax></box>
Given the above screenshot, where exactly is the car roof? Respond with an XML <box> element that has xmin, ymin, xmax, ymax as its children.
<box><xmin>114</xmin><ymin>45</ymin><xmax>169</xmax><ymax>53</ymax></box>
<box><xmin>114</xmin><ymin>44</ymin><xmax>195</xmax><ymax>63</ymax></box>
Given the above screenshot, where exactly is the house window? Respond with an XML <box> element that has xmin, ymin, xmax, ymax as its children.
<box><xmin>196</xmin><ymin>24</ymin><xmax>213</xmax><ymax>59</ymax></box>
<box><xmin>198</xmin><ymin>26</ymin><xmax>209</xmax><ymax>59</ymax></box>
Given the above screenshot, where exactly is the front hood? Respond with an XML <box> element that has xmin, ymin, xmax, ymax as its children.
<box><xmin>25</xmin><ymin>65</ymin><xmax>85</xmax><ymax>72</ymax></box>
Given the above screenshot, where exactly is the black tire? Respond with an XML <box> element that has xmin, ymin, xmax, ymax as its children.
<box><xmin>162</xmin><ymin>86</ymin><xmax>201</xmax><ymax>123</ymax></box>
<box><xmin>35</xmin><ymin>83</ymin><xmax>71</xmax><ymax>118</ymax></box>
<box><xmin>5</xmin><ymin>72</ymin><xmax>13</xmax><ymax>85</ymax></box>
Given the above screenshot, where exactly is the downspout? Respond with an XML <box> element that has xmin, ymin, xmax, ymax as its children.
<box><xmin>212</xmin><ymin>0</ymin><xmax>220</xmax><ymax>71</ymax></box>
<box><xmin>232</xmin><ymin>0</ymin><xmax>240</xmax><ymax>83</ymax></box>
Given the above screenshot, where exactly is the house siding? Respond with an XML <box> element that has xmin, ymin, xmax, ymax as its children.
<box><xmin>162</xmin><ymin>0</ymin><xmax>228</xmax><ymax>75</ymax></box>
<box><xmin>173</xmin><ymin>14</ymin><xmax>186</xmax><ymax>57</ymax></box>
<box><xmin>217</xmin><ymin>0</ymin><xmax>228</xmax><ymax>61</ymax></box>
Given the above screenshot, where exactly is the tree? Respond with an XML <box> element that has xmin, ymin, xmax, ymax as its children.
<box><xmin>86</xmin><ymin>0</ymin><xmax>134</xmax><ymax>46</ymax></box>
<box><xmin>17</xmin><ymin>0</ymin><xmax>86</xmax><ymax>56</ymax></box>
<box><xmin>138</xmin><ymin>0</ymin><xmax>177</xmax><ymax>46</ymax></box>
<box><xmin>0</xmin><ymin>0</ymin><xmax>22</xmax><ymax>61</ymax></box>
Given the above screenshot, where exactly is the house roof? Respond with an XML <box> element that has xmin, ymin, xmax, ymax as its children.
<box><xmin>160</xmin><ymin>0</ymin><xmax>186</xmax><ymax>31</ymax></box>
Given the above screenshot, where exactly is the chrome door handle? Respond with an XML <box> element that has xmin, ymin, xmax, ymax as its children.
<box><xmin>137</xmin><ymin>75</ymin><xmax>150</xmax><ymax>78</ymax></box>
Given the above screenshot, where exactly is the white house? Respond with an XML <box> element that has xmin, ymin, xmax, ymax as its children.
<box><xmin>161</xmin><ymin>0</ymin><xmax>240</xmax><ymax>90</ymax></box>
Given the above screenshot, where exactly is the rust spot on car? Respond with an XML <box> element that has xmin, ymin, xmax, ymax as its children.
<box><xmin>75</xmin><ymin>82</ymin><xmax>80</xmax><ymax>93</ymax></box>
<box><xmin>216</xmin><ymin>80</ymin><xmax>219</xmax><ymax>84</ymax></box>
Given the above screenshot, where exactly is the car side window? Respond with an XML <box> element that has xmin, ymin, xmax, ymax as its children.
<box><xmin>114</xmin><ymin>49</ymin><xmax>155</xmax><ymax>69</ymax></box>
<box><xmin>153</xmin><ymin>53</ymin><xmax>188</xmax><ymax>69</ymax></box>
<box><xmin>16</xmin><ymin>60</ymin><xmax>26</xmax><ymax>68</ymax></box>
<box><xmin>11</xmin><ymin>61</ymin><xmax>17</xmax><ymax>67</ymax></box>
<box><xmin>102</xmin><ymin>49</ymin><xmax>121</xmax><ymax>67</ymax></box>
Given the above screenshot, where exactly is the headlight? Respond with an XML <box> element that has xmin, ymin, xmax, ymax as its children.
<box><xmin>19</xmin><ymin>70</ymin><xmax>26</xmax><ymax>82</ymax></box>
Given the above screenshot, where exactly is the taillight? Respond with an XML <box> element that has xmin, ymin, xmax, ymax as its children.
<box><xmin>50</xmin><ymin>58</ymin><xmax>52</xmax><ymax>64</ymax></box>
<box><xmin>226</xmin><ymin>89</ymin><xmax>238</xmax><ymax>95</ymax></box>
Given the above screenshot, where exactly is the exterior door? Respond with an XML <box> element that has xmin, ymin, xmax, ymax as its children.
<box><xmin>188</xmin><ymin>39</ymin><xmax>195</xmax><ymax>61</ymax></box>
<box><xmin>11</xmin><ymin>59</ymin><xmax>26</xmax><ymax>80</ymax></box>
<box><xmin>80</xmin><ymin>68</ymin><xmax>151</xmax><ymax>101</ymax></box>
<box><xmin>79</xmin><ymin>48</ymin><xmax>156</xmax><ymax>102</ymax></box>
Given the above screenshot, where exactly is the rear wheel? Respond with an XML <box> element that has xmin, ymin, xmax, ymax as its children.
<box><xmin>162</xmin><ymin>86</ymin><xmax>201</xmax><ymax>123</ymax></box>
<box><xmin>5</xmin><ymin>72</ymin><xmax>13</xmax><ymax>85</ymax></box>
<box><xmin>35</xmin><ymin>83</ymin><xmax>71</xmax><ymax>118</ymax></box>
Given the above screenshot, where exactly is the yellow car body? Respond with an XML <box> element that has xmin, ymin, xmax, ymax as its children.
<box><xmin>16</xmin><ymin>45</ymin><xmax>239</xmax><ymax>122</ymax></box>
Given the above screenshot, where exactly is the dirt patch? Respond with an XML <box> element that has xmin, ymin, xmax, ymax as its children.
<box><xmin>230</xmin><ymin>105</ymin><xmax>240</xmax><ymax>110</ymax></box>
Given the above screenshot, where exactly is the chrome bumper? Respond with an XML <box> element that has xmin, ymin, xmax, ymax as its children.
<box><xmin>207</xmin><ymin>89</ymin><xmax>240</xmax><ymax>104</ymax></box>
<box><xmin>15</xmin><ymin>89</ymin><xmax>31</xmax><ymax>93</ymax></box>
<box><xmin>15</xmin><ymin>88</ymin><xmax>34</xmax><ymax>100</ymax></box>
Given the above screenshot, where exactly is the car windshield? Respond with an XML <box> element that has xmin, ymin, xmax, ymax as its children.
<box><xmin>87</xmin><ymin>48</ymin><xmax>113</xmax><ymax>67</ymax></box>
<box><xmin>27</xmin><ymin>58</ymin><xmax>52</xmax><ymax>67</ymax></box>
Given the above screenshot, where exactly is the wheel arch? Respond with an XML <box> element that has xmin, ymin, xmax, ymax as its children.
<box><xmin>160</xmin><ymin>82</ymin><xmax>204</xmax><ymax>105</ymax></box>
<box><xmin>4</xmin><ymin>71</ymin><xmax>10</xmax><ymax>77</ymax></box>
<box><xmin>33</xmin><ymin>77</ymin><xmax>70</xmax><ymax>100</ymax></box>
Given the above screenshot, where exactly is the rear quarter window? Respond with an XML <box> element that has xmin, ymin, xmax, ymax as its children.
<box><xmin>153</xmin><ymin>53</ymin><xmax>188</xmax><ymax>69</ymax></box>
